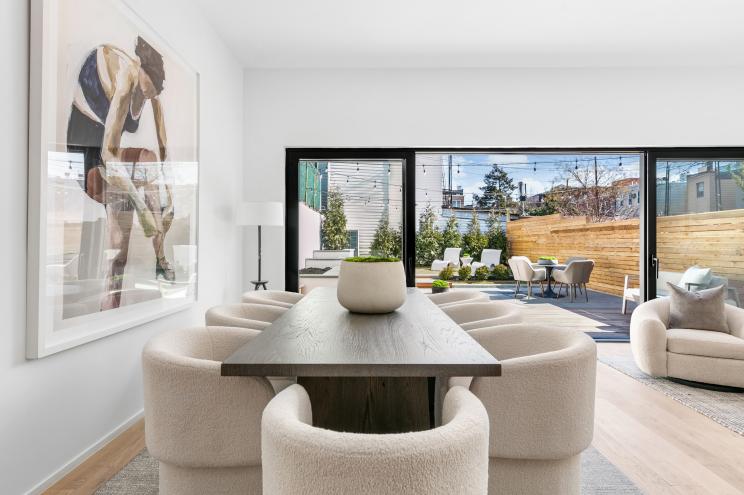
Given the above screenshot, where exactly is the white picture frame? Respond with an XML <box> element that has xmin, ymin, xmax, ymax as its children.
<box><xmin>27</xmin><ymin>0</ymin><xmax>200</xmax><ymax>358</ymax></box>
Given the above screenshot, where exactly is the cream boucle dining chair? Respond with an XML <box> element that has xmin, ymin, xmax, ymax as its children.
<box><xmin>261</xmin><ymin>384</ymin><xmax>490</xmax><ymax>495</ymax></box>
<box><xmin>241</xmin><ymin>290</ymin><xmax>304</xmax><ymax>308</ymax></box>
<box><xmin>427</xmin><ymin>290</ymin><xmax>490</xmax><ymax>308</ymax></box>
<box><xmin>143</xmin><ymin>326</ymin><xmax>275</xmax><ymax>495</ymax></box>
<box><xmin>450</xmin><ymin>324</ymin><xmax>596</xmax><ymax>495</ymax></box>
<box><xmin>205</xmin><ymin>303</ymin><xmax>286</xmax><ymax>329</ymax></box>
<box><xmin>442</xmin><ymin>301</ymin><xmax>524</xmax><ymax>330</ymax></box>
<box><xmin>508</xmin><ymin>256</ymin><xmax>547</xmax><ymax>298</ymax></box>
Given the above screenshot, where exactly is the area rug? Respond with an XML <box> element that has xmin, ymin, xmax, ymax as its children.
<box><xmin>599</xmin><ymin>348</ymin><xmax>744</xmax><ymax>436</ymax></box>
<box><xmin>94</xmin><ymin>447</ymin><xmax>640</xmax><ymax>494</ymax></box>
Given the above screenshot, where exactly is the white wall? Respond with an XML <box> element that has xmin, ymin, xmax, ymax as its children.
<box><xmin>0</xmin><ymin>1</ymin><xmax>244</xmax><ymax>493</ymax></box>
<box><xmin>243</xmin><ymin>67</ymin><xmax>744</xmax><ymax>287</ymax></box>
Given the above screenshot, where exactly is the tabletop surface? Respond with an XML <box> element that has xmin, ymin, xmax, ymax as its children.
<box><xmin>221</xmin><ymin>287</ymin><xmax>501</xmax><ymax>377</ymax></box>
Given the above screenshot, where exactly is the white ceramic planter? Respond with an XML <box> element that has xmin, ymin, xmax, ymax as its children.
<box><xmin>337</xmin><ymin>260</ymin><xmax>407</xmax><ymax>314</ymax></box>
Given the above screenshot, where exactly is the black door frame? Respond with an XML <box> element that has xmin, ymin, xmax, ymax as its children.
<box><xmin>287</xmin><ymin>147</ymin><xmax>744</xmax><ymax>299</ymax></box>
<box><xmin>644</xmin><ymin>147</ymin><xmax>744</xmax><ymax>300</ymax></box>
<box><xmin>286</xmin><ymin>148</ymin><xmax>416</xmax><ymax>291</ymax></box>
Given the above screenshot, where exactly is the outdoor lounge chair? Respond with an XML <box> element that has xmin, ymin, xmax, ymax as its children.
<box><xmin>552</xmin><ymin>260</ymin><xmax>595</xmax><ymax>302</ymax></box>
<box><xmin>507</xmin><ymin>256</ymin><xmax>546</xmax><ymax>299</ymax></box>
<box><xmin>471</xmin><ymin>249</ymin><xmax>502</xmax><ymax>275</ymax></box>
<box><xmin>431</xmin><ymin>247</ymin><xmax>462</xmax><ymax>272</ymax></box>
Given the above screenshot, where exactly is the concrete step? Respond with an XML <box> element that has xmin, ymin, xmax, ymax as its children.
<box><xmin>312</xmin><ymin>249</ymin><xmax>355</xmax><ymax>260</ymax></box>
<box><xmin>305</xmin><ymin>258</ymin><xmax>343</xmax><ymax>269</ymax></box>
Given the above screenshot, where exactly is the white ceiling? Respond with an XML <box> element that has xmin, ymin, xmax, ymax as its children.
<box><xmin>196</xmin><ymin>0</ymin><xmax>744</xmax><ymax>68</ymax></box>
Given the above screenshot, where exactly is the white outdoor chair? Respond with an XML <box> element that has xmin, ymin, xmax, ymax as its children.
<box><xmin>442</xmin><ymin>301</ymin><xmax>524</xmax><ymax>330</ymax></box>
<box><xmin>552</xmin><ymin>260</ymin><xmax>595</xmax><ymax>302</ymax></box>
<box><xmin>508</xmin><ymin>256</ymin><xmax>547</xmax><ymax>299</ymax></box>
<box><xmin>622</xmin><ymin>274</ymin><xmax>641</xmax><ymax>314</ymax></box>
<box><xmin>471</xmin><ymin>249</ymin><xmax>503</xmax><ymax>275</ymax></box>
<box><xmin>431</xmin><ymin>247</ymin><xmax>462</xmax><ymax>272</ymax></box>
<box><xmin>205</xmin><ymin>303</ymin><xmax>287</xmax><ymax>330</ymax></box>
<box><xmin>241</xmin><ymin>290</ymin><xmax>304</xmax><ymax>308</ymax></box>
<box><xmin>261</xmin><ymin>384</ymin><xmax>489</xmax><ymax>495</ymax></box>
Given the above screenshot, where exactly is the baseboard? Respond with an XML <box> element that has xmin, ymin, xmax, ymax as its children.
<box><xmin>25</xmin><ymin>409</ymin><xmax>144</xmax><ymax>495</ymax></box>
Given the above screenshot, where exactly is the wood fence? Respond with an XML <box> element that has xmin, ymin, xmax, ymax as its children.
<box><xmin>507</xmin><ymin>210</ymin><xmax>744</xmax><ymax>296</ymax></box>
<box><xmin>506</xmin><ymin>214</ymin><xmax>640</xmax><ymax>296</ymax></box>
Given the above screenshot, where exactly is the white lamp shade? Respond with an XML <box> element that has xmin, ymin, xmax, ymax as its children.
<box><xmin>237</xmin><ymin>201</ymin><xmax>284</xmax><ymax>226</ymax></box>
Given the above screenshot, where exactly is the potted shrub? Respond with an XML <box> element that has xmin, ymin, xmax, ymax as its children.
<box><xmin>431</xmin><ymin>279</ymin><xmax>450</xmax><ymax>294</ymax></box>
<box><xmin>438</xmin><ymin>265</ymin><xmax>455</xmax><ymax>281</ymax></box>
<box><xmin>474</xmin><ymin>265</ymin><xmax>490</xmax><ymax>281</ymax></box>
<box><xmin>490</xmin><ymin>264</ymin><xmax>510</xmax><ymax>280</ymax></box>
<box><xmin>337</xmin><ymin>256</ymin><xmax>406</xmax><ymax>314</ymax></box>
<box><xmin>458</xmin><ymin>265</ymin><xmax>471</xmax><ymax>281</ymax></box>
<box><xmin>538</xmin><ymin>256</ymin><xmax>558</xmax><ymax>266</ymax></box>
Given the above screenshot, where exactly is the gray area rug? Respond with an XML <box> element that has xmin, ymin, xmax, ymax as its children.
<box><xmin>95</xmin><ymin>447</ymin><xmax>640</xmax><ymax>494</ymax></box>
<box><xmin>599</xmin><ymin>348</ymin><xmax>744</xmax><ymax>436</ymax></box>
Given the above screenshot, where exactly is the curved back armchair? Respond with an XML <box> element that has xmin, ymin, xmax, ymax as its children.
<box><xmin>262</xmin><ymin>384</ymin><xmax>489</xmax><ymax>495</ymax></box>
<box><xmin>143</xmin><ymin>326</ymin><xmax>275</xmax><ymax>494</ymax></box>
<box><xmin>457</xmin><ymin>324</ymin><xmax>596</xmax><ymax>495</ymax></box>
<box><xmin>205</xmin><ymin>303</ymin><xmax>286</xmax><ymax>329</ymax></box>
<box><xmin>442</xmin><ymin>301</ymin><xmax>524</xmax><ymax>330</ymax></box>
<box><xmin>508</xmin><ymin>256</ymin><xmax>547</xmax><ymax>298</ymax></box>
<box><xmin>552</xmin><ymin>260</ymin><xmax>595</xmax><ymax>302</ymax></box>
<box><xmin>241</xmin><ymin>290</ymin><xmax>304</xmax><ymax>308</ymax></box>
<box><xmin>427</xmin><ymin>290</ymin><xmax>490</xmax><ymax>307</ymax></box>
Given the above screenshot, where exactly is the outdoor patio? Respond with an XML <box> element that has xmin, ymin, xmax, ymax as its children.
<box><xmin>421</xmin><ymin>283</ymin><xmax>635</xmax><ymax>341</ymax></box>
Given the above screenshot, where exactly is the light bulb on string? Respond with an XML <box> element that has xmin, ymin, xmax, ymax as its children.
<box><xmin>619</xmin><ymin>156</ymin><xmax>623</xmax><ymax>168</ymax></box>
<box><xmin>387</xmin><ymin>164</ymin><xmax>391</xmax><ymax>175</ymax></box>
<box><xmin>423</xmin><ymin>164</ymin><xmax>427</xmax><ymax>175</ymax></box>
<box><xmin>457</xmin><ymin>164</ymin><xmax>460</xmax><ymax>174</ymax></box>
<box><xmin>533</xmin><ymin>162</ymin><xmax>536</xmax><ymax>173</ymax></box>
<box><xmin>575</xmin><ymin>158</ymin><xmax>578</xmax><ymax>170</ymax></box>
<box><xmin>356</xmin><ymin>163</ymin><xmax>359</xmax><ymax>172</ymax></box>
<box><xmin>373</xmin><ymin>180</ymin><xmax>377</xmax><ymax>188</ymax></box>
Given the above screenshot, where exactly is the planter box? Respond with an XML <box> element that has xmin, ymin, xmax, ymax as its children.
<box><xmin>337</xmin><ymin>260</ymin><xmax>406</xmax><ymax>314</ymax></box>
<box><xmin>313</xmin><ymin>249</ymin><xmax>355</xmax><ymax>260</ymax></box>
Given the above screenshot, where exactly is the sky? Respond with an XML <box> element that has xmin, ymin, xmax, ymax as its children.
<box><xmin>420</xmin><ymin>153</ymin><xmax>641</xmax><ymax>203</ymax></box>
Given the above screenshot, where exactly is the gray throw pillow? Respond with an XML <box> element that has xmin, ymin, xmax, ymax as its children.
<box><xmin>667</xmin><ymin>282</ymin><xmax>729</xmax><ymax>333</ymax></box>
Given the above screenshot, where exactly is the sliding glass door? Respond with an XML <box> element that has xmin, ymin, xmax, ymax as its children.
<box><xmin>285</xmin><ymin>149</ymin><xmax>416</xmax><ymax>292</ymax></box>
<box><xmin>647</xmin><ymin>151</ymin><xmax>744</xmax><ymax>307</ymax></box>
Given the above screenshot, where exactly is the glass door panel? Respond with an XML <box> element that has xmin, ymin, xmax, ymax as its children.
<box><xmin>297</xmin><ymin>159</ymin><xmax>404</xmax><ymax>293</ymax></box>
<box><xmin>654</xmin><ymin>158</ymin><xmax>744</xmax><ymax>306</ymax></box>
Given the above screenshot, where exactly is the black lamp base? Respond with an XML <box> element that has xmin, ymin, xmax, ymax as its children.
<box><xmin>251</xmin><ymin>280</ymin><xmax>268</xmax><ymax>290</ymax></box>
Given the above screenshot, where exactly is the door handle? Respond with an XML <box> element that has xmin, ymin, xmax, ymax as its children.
<box><xmin>651</xmin><ymin>255</ymin><xmax>660</xmax><ymax>279</ymax></box>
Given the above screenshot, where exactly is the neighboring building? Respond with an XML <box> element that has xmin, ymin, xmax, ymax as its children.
<box><xmin>442</xmin><ymin>186</ymin><xmax>465</xmax><ymax>208</ymax></box>
<box><xmin>415</xmin><ymin>154</ymin><xmax>446</xmax><ymax>225</ymax></box>
<box><xmin>657</xmin><ymin>163</ymin><xmax>744</xmax><ymax>216</ymax></box>
<box><xmin>614</xmin><ymin>177</ymin><xmax>640</xmax><ymax>217</ymax></box>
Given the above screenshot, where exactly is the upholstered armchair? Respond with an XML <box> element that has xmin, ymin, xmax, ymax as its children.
<box><xmin>143</xmin><ymin>326</ymin><xmax>275</xmax><ymax>495</ymax></box>
<box><xmin>451</xmin><ymin>324</ymin><xmax>596</xmax><ymax>495</ymax></box>
<box><xmin>442</xmin><ymin>301</ymin><xmax>524</xmax><ymax>330</ymax></box>
<box><xmin>261</xmin><ymin>384</ymin><xmax>489</xmax><ymax>495</ymax></box>
<box><xmin>630</xmin><ymin>297</ymin><xmax>744</xmax><ymax>387</ymax></box>
<box><xmin>508</xmin><ymin>256</ymin><xmax>547</xmax><ymax>298</ymax></box>
<box><xmin>427</xmin><ymin>290</ymin><xmax>490</xmax><ymax>308</ymax></box>
<box><xmin>205</xmin><ymin>303</ymin><xmax>286</xmax><ymax>329</ymax></box>
<box><xmin>241</xmin><ymin>290</ymin><xmax>304</xmax><ymax>308</ymax></box>
<box><xmin>552</xmin><ymin>260</ymin><xmax>595</xmax><ymax>302</ymax></box>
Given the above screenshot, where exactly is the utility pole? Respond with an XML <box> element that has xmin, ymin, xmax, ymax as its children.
<box><xmin>448</xmin><ymin>154</ymin><xmax>453</xmax><ymax>208</ymax></box>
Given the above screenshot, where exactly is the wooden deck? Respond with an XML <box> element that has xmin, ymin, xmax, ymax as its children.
<box><xmin>436</xmin><ymin>284</ymin><xmax>635</xmax><ymax>341</ymax></box>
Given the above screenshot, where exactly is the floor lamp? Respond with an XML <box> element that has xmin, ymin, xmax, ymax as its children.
<box><xmin>237</xmin><ymin>201</ymin><xmax>284</xmax><ymax>290</ymax></box>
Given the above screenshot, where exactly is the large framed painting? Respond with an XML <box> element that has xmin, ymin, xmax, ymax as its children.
<box><xmin>28</xmin><ymin>0</ymin><xmax>200</xmax><ymax>358</ymax></box>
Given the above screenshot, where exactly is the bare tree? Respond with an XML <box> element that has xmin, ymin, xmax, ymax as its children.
<box><xmin>548</xmin><ymin>161</ymin><xmax>626</xmax><ymax>222</ymax></box>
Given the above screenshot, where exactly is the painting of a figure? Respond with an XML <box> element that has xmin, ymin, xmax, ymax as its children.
<box><xmin>28</xmin><ymin>0</ymin><xmax>199</xmax><ymax>358</ymax></box>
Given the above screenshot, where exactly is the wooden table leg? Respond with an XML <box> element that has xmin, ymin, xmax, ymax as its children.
<box><xmin>298</xmin><ymin>376</ymin><xmax>432</xmax><ymax>433</ymax></box>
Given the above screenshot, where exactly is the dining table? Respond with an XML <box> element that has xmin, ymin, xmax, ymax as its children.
<box><xmin>534</xmin><ymin>263</ymin><xmax>567</xmax><ymax>298</ymax></box>
<box><xmin>221</xmin><ymin>286</ymin><xmax>501</xmax><ymax>434</ymax></box>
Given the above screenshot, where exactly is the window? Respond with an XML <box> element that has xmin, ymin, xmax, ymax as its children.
<box><xmin>696</xmin><ymin>182</ymin><xmax>705</xmax><ymax>198</ymax></box>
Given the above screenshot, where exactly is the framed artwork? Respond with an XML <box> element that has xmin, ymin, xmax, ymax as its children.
<box><xmin>28</xmin><ymin>0</ymin><xmax>200</xmax><ymax>358</ymax></box>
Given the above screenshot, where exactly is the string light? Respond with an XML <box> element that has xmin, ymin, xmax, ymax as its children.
<box><xmin>356</xmin><ymin>163</ymin><xmax>359</xmax><ymax>172</ymax></box>
<box><xmin>457</xmin><ymin>163</ymin><xmax>460</xmax><ymax>174</ymax></box>
<box><xmin>575</xmin><ymin>158</ymin><xmax>578</xmax><ymax>170</ymax></box>
<box><xmin>619</xmin><ymin>156</ymin><xmax>623</xmax><ymax>168</ymax></box>
<box><xmin>423</xmin><ymin>164</ymin><xmax>427</xmax><ymax>175</ymax></box>
<box><xmin>387</xmin><ymin>164</ymin><xmax>391</xmax><ymax>175</ymax></box>
<box><xmin>533</xmin><ymin>162</ymin><xmax>536</xmax><ymax>172</ymax></box>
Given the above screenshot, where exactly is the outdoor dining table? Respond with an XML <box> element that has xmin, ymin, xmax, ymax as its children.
<box><xmin>221</xmin><ymin>286</ymin><xmax>501</xmax><ymax>434</ymax></box>
<box><xmin>532</xmin><ymin>263</ymin><xmax>567</xmax><ymax>298</ymax></box>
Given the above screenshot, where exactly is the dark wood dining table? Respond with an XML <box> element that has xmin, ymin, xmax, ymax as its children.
<box><xmin>221</xmin><ymin>287</ymin><xmax>500</xmax><ymax>434</ymax></box>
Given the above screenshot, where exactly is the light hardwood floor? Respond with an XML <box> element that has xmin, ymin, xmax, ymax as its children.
<box><xmin>45</xmin><ymin>343</ymin><xmax>744</xmax><ymax>495</ymax></box>
<box><xmin>595</xmin><ymin>343</ymin><xmax>744</xmax><ymax>495</ymax></box>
